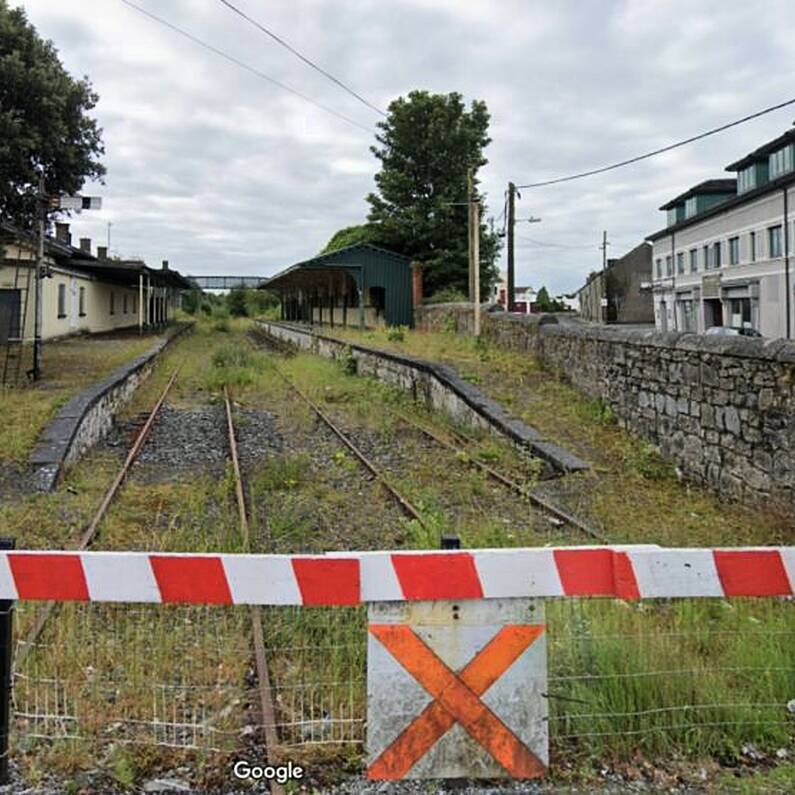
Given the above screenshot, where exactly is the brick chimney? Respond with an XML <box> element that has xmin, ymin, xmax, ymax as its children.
<box><xmin>411</xmin><ymin>261</ymin><xmax>424</xmax><ymax>307</ymax></box>
<box><xmin>162</xmin><ymin>260</ymin><xmax>169</xmax><ymax>270</ymax></box>
<box><xmin>55</xmin><ymin>223</ymin><xmax>71</xmax><ymax>245</ymax></box>
<box><xmin>97</xmin><ymin>246</ymin><xmax>108</xmax><ymax>260</ymax></box>
<box><xmin>79</xmin><ymin>238</ymin><xmax>91</xmax><ymax>255</ymax></box>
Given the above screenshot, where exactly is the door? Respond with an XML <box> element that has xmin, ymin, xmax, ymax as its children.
<box><xmin>0</xmin><ymin>289</ymin><xmax>21</xmax><ymax>344</ymax></box>
<box><xmin>658</xmin><ymin>300</ymin><xmax>668</xmax><ymax>332</ymax></box>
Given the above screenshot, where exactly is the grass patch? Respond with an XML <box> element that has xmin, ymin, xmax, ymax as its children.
<box><xmin>0</xmin><ymin>333</ymin><xmax>160</xmax><ymax>463</ymax></box>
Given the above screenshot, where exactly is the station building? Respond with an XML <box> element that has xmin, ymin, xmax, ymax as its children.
<box><xmin>1</xmin><ymin>222</ymin><xmax>191</xmax><ymax>344</ymax></box>
<box><xmin>648</xmin><ymin>128</ymin><xmax>795</xmax><ymax>338</ymax></box>
<box><xmin>263</xmin><ymin>244</ymin><xmax>415</xmax><ymax>328</ymax></box>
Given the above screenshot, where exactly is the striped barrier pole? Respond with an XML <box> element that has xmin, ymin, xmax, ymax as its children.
<box><xmin>0</xmin><ymin>546</ymin><xmax>792</xmax><ymax>604</ymax></box>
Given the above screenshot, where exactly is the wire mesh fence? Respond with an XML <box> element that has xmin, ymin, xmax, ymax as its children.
<box><xmin>8</xmin><ymin>597</ymin><xmax>795</xmax><ymax>773</ymax></box>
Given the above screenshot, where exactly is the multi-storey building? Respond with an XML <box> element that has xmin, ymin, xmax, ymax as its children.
<box><xmin>648</xmin><ymin>128</ymin><xmax>795</xmax><ymax>338</ymax></box>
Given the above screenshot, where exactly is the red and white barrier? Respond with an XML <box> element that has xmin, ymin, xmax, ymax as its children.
<box><xmin>0</xmin><ymin>546</ymin><xmax>793</xmax><ymax>605</ymax></box>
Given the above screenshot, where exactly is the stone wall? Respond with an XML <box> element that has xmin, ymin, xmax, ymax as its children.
<box><xmin>415</xmin><ymin>304</ymin><xmax>795</xmax><ymax>505</ymax></box>
<box><xmin>256</xmin><ymin>320</ymin><xmax>588</xmax><ymax>475</ymax></box>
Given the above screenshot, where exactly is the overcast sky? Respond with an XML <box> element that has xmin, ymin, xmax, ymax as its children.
<box><xmin>15</xmin><ymin>0</ymin><xmax>795</xmax><ymax>293</ymax></box>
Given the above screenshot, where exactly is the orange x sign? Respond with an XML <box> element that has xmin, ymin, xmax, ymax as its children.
<box><xmin>368</xmin><ymin>623</ymin><xmax>546</xmax><ymax>779</ymax></box>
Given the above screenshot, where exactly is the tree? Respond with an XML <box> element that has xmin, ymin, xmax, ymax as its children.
<box><xmin>0</xmin><ymin>2</ymin><xmax>105</xmax><ymax>228</ymax></box>
<box><xmin>320</xmin><ymin>224</ymin><xmax>381</xmax><ymax>254</ymax></box>
<box><xmin>227</xmin><ymin>287</ymin><xmax>248</xmax><ymax>317</ymax></box>
<box><xmin>366</xmin><ymin>91</ymin><xmax>499</xmax><ymax>297</ymax></box>
<box><xmin>536</xmin><ymin>286</ymin><xmax>552</xmax><ymax>311</ymax></box>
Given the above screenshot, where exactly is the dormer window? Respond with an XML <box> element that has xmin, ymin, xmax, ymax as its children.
<box><xmin>684</xmin><ymin>197</ymin><xmax>698</xmax><ymax>218</ymax></box>
<box><xmin>737</xmin><ymin>166</ymin><xmax>756</xmax><ymax>193</ymax></box>
<box><xmin>769</xmin><ymin>144</ymin><xmax>794</xmax><ymax>180</ymax></box>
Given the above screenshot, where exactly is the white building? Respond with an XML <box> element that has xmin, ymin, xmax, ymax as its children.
<box><xmin>492</xmin><ymin>270</ymin><xmax>537</xmax><ymax>313</ymax></box>
<box><xmin>648</xmin><ymin>128</ymin><xmax>795</xmax><ymax>338</ymax></box>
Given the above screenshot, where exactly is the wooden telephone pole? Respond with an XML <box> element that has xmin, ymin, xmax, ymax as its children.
<box><xmin>506</xmin><ymin>182</ymin><xmax>516</xmax><ymax>311</ymax></box>
<box><xmin>467</xmin><ymin>170</ymin><xmax>481</xmax><ymax>336</ymax></box>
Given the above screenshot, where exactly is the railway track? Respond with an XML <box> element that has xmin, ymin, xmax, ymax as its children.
<box><xmin>15</xmin><ymin>367</ymin><xmax>285</xmax><ymax>794</ymax></box>
<box><xmin>253</xmin><ymin>329</ymin><xmax>608</xmax><ymax>544</ymax></box>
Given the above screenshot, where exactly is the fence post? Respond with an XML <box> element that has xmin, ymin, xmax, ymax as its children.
<box><xmin>0</xmin><ymin>537</ymin><xmax>14</xmax><ymax>784</ymax></box>
<box><xmin>440</xmin><ymin>534</ymin><xmax>461</xmax><ymax>550</ymax></box>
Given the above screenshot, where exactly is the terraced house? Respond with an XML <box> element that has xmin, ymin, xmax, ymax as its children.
<box><xmin>648</xmin><ymin>127</ymin><xmax>795</xmax><ymax>338</ymax></box>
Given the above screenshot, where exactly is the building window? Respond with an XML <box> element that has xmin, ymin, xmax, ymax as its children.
<box><xmin>110</xmin><ymin>291</ymin><xmax>115</xmax><ymax>315</ymax></box>
<box><xmin>728</xmin><ymin>298</ymin><xmax>753</xmax><ymax>329</ymax></box>
<box><xmin>655</xmin><ymin>258</ymin><xmax>662</xmax><ymax>278</ymax></box>
<box><xmin>729</xmin><ymin>237</ymin><xmax>740</xmax><ymax>265</ymax></box>
<box><xmin>676</xmin><ymin>252</ymin><xmax>684</xmax><ymax>274</ymax></box>
<box><xmin>689</xmin><ymin>249</ymin><xmax>698</xmax><ymax>273</ymax></box>
<box><xmin>57</xmin><ymin>284</ymin><xmax>66</xmax><ymax>318</ymax></box>
<box><xmin>684</xmin><ymin>197</ymin><xmax>698</xmax><ymax>218</ymax></box>
<box><xmin>769</xmin><ymin>144</ymin><xmax>794</xmax><ymax>180</ymax></box>
<box><xmin>665</xmin><ymin>255</ymin><xmax>673</xmax><ymax>276</ymax></box>
<box><xmin>712</xmin><ymin>241</ymin><xmax>722</xmax><ymax>268</ymax></box>
<box><xmin>677</xmin><ymin>299</ymin><xmax>696</xmax><ymax>331</ymax></box>
<box><xmin>750</xmin><ymin>231</ymin><xmax>756</xmax><ymax>262</ymax></box>
<box><xmin>703</xmin><ymin>244</ymin><xmax>711</xmax><ymax>270</ymax></box>
<box><xmin>738</xmin><ymin>166</ymin><xmax>756</xmax><ymax>194</ymax></box>
<box><xmin>123</xmin><ymin>294</ymin><xmax>128</xmax><ymax>314</ymax></box>
<box><xmin>79</xmin><ymin>287</ymin><xmax>86</xmax><ymax>317</ymax></box>
<box><xmin>769</xmin><ymin>225</ymin><xmax>783</xmax><ymax>258</ymax></box>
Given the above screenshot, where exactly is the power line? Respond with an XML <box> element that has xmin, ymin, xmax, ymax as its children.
<box><xmin>515</xmin><ymin>97</ymin><xmax>795</xmax><ymax>189</ymax></box>
<box><xmin>117</xmin><ymin>0</ymin><xmax>374</xmax><ymax>134</ymax></box>
<box><xmin>217</xmin><ymin>0</ymin><xmax>387</xmax><ymax>118</ymax></box>
<box><xmin>515</xmin><ymin>235</ymin><xmax>595</xmax><ymax>250</ymax></box>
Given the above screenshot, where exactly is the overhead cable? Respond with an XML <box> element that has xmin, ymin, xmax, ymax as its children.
<box><xmin>218</xmin><ymin>0</ymin><xmax>387</xmax><ymax>117</ymax></box>
<box><xmin>118</xmin><ymin>0</ymin><xmax>373</xmax><ymax>134</ymax></box>
<box><xmin>516</xmin><ymin>97</ymin><xmax>795</xmax><ymax>189</ymax></box>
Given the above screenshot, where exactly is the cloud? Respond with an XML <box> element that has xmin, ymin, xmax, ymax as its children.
<box><xmin>14</xmin><ymin>0</ymin><xmax>795</xmax><ymax>293</ymax></box>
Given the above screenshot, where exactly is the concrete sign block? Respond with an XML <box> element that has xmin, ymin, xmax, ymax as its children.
<box><xmin>367</xmin><ymin>598</ymin><xmax>547</xmax><ymax>780</ymax></box>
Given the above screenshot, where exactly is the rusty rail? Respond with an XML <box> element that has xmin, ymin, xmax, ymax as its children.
<box><xmin>223</xmin><ymin>387</ymin><xmax>283</xmax><ymax>795</ymax></box>
<box><xmin>16</xmin><ymin>368</ymin><xmax>181</xmax><ymax>671</ymax></box>
<box><xmin>270</xmin><ymin>364</ymin><xmax>428</xmax><ymax>530</ymax></box>
<box><xmin>396</xmin><ymin>412</ymin><xmax>609</xmax><ymax>543</ymax></box>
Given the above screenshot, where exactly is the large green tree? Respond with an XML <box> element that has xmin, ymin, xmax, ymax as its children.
<box><xmin>320</xmin><ymin>223</ymin><xmax>380</xmax><ymax>255</ymax></box>
<box><xmin>0</xmin><ymin>1</ymin><xmax>105</xmax><ymax>229</ymax></box>
<box><xmin>366</xmin><ymin>90</ymin><xmax>499</xmax><ymax>297</ymax></box>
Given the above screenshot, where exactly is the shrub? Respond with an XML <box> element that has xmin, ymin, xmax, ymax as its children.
<box><xmin>386</xmin><ymin>325</ymin><xmax>406</xmax><ymax>342</ymax></box>
<box><xmin>227</xmin><ymin>287</ymin><xmax>249</xmax><ymax>317</ymax></box>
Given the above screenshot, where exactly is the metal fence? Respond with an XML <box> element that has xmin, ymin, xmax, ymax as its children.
<box><xmin>9</xmin><ymin>597</ymin><xmax>794</xmax><ymax>773</ymax></box>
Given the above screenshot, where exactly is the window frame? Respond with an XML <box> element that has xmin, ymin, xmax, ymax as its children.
<box><xmin>750</xmin><ymin>231</ymin><xmax>756</xmax><ymax>262</ymax></box>
<box><xmin>676</xmin><ymin>252</ymin><xmax>685</xmax><ymax>274</ymax></box>
<box><xmin>728</xmin><ymin>236</ymin><xmax>740</xmax><ymax>265</ymax></box>
<box><xmin>689</xmin><ymin>248</ymin><xmax>698</xmax><ymax>273</ymax></box>
<box><xmin>78</xmin><ymin>286</ymin><xmax>86</xmax><ymax>317</ymax></box>
<box><xmin>712</xmin><ymin>241</ymin><xmax>722</xmax><ymax>268</ymax></box>
<box><xmin>57</xmin><ymin>283</ymin><xmax>66</xmax><ymax>319</ymax></box>
<box><xmin>768</xmin><ymin>225</ymin><xmax>783</xmax><ymax>258</ymax></box>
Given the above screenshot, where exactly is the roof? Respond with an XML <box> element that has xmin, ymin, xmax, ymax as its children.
<box><xmin>647</xmin><ymin>169</ymin><xmax>795</xmax><ymax>241</ymax></box>
<box><xmin>1</xmin><ymin>221</ymin><xmax>192</xmax><ymax>288</ymax></box>
<box><xmin>658</xmin><ymin>179</ymin><xmax>737</xmax><ymax>210</ymax></box>
<box><xmin>262</xmin><ymin>243</ymin><xmax>410</xmax><ymax>288</ymax></box>
<box><xmin>70</xmin><ymin>259</ymin><xmax>193</xmax><ymax>289</ymax></box>
<box><xmin>726</xmin><ymin>128</ymin><xmax>795</xmax><ymax>171</ymax></box>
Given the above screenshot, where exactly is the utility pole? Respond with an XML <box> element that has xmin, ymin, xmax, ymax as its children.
<box><xmin>468</xmin><ymin>170</ymin><xmax>475</xmax><ymax>302</ymax></box>
<box><xmin>507</xmin><ymin>182</ymin><xmax>516</xmax><ymax>311</ymax></box>
<box><xmin>600</xmin><ymin>230</ymin><xmax>609</xmax><ymax>324</ymax></box>
<box><xmin>32</xmin><ymin>175</ymin><xmax>46</xmax><ymax>381</ymax></box>
<box><xmin>467</xmin><ymin>169</ymin><xmax>481</xmax><ymax>336</ymax></box>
